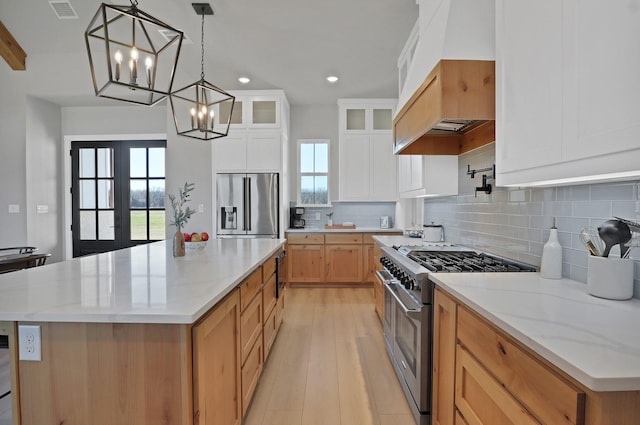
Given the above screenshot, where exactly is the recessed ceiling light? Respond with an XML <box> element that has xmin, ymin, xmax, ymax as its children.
<box><xmin>238</xmin><ymin>76</ymin><xmax>251</xmax><ymax>84</ymax></box>
<box><xmin>326</xmin><ymin>75</ymin><xmax>339</xmax><ymax>83</ymax></box>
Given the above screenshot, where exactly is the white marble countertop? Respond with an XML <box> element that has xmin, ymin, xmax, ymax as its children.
<box><xmin>0</xmin><ymin>239</ymin><xmax>285</xmax><ymax>324</ymax></box>
<box><xmin>286</xmin><ymin>227</ymin><xmax>403</xmax><ymax>233</ymax></box>
<box><xmin>431</xmin><ymin>273</ymin><xmax>640</xmax><ymax>392</ymax></box>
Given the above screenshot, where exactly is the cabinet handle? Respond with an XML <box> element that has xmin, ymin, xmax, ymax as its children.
<box><xmin>497</xmin><ymin>341</ymin><xmax>507</xmax><ymax>356</ymax></box>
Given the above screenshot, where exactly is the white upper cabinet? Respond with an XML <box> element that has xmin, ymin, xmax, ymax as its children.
<box><xmin>338</xmin><ymin>99</ymin><xmax>397</xmax><ymax>201</ymax></box>
<box><xmin>212</xmin><ymin>90</ymin><xmax>289</xmax><ymax>173</ymax></box>
<box><xmin>214</xmin><ymin>91</ymin><xmax>284</xmax><ymax>130</ymax></box>
<box><xmin>398</xmin><ymin>155</ymin><xmax>458</xmax><ymax>198</ymax></box>
<box><xmin>496</xmin><ymin>0</ymin><xmax>640</xmax><ymax>186</ymax></box>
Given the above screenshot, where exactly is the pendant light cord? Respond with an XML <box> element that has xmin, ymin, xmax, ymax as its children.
<box><xmin>200</xmin><ymin>12</ymin><xmax>206</xmax><ymax>80</ymax></box>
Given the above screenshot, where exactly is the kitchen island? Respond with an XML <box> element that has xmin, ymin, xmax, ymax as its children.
<box><xmin>0</xmin><ymin>238</ymin><xmax>285</xmax><ymax>425</ymax></box>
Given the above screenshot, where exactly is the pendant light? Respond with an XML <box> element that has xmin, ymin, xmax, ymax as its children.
<box><xmin>85</xmin><ymin>1</ymin><xmax>184</xmax><ymax>106</ymax></box>
<box><xmin>170</xmin><ymin>3</ymin><xmax>235</xmax><ymax>141</ymax></box>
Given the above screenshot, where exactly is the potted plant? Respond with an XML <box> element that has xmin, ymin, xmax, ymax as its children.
<box><xmin>169</xmin><ymin>182</ymin><xmax>196</xmax><ymax>257</ymax></box>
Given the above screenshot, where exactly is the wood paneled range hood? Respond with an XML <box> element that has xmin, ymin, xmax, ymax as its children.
<box><xmin>393</xmin><ymin>60</ymin><xmax>495</xmax><ymax>155</ymax></box>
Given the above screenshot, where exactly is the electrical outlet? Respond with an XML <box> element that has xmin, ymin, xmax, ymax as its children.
<box><xmin>18</xmin><ymin>324</ymin><xmax>41</xmax><ymax>361</ymax></box>
<box><xmin>198</xmin><ymin>204</ymin><xmax>204</xmax><ymax>213</ymax></box>
<box><xmin>315</xmin><ymin>213</ymin><xmax>320</xmax><ymax>220</ymax></box>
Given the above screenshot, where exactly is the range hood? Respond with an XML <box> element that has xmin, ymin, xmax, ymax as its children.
<box><xmin>393</xmin><ymin>0</ymin><xmax>495</xmax><ymax>155</ymax></box>
<box><xmin>393</xmin><ymin>60</ymin><xmax>495</xmax><ymax>155</ymax></box>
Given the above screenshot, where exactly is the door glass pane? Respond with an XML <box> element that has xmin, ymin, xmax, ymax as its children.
<box><xmin>130</xmin><ymin>180</ymin><xmax>147</xmax><ymax>208</ymax></box>
<box><xmin>252</xmin><ymin>100</ymin><xmax>276</xmax><ymax>124</ymax></box>
<box><xmin>98</xmin><ymin>211</ymin><xmax>115</xmax><ymax>240</ymax></box>
<box><xmin>149</xmin><ymin>179</ymin><xmax>165</xmax><ymax>208</ymax></box>
<box><xmin>373</xmin><ymin>109</ymin><xmax>393</xmax><ymax>130</ymax></box>
<box><xmin>148</xmin><ymin>148</ymin><xmax>165</xmax><ymax>177</ymax></box>
<box><xmin>79</xmin><ymin>149</ymin><xmax>95</xmax><ymax>178</ymax></box>
<box><xmin>97</xmin><ymin>148</ymin><xmax>113</xmax><ymax>178</ymax></box>
<box><xmin>80</xmin><ymin>180</ymin><xmax>96</xmax><ymax>208</ymax></box>
<box><xmin>80</xmin><ymin>211</ymin><xmax>96</xmax><ymax>240</ymax></box>
<box><xmin>346</xmin><ymin>108</ymin><xmax>366</xmax><ymax>130</ymax></box>
<box><xmin>130</xmin><ymin>210</ymin><xmax>147</xmax><ymax>240</ymax></box>
<box><xmin>97</xmin><ymin>179</ymin><xmax>114</xmax><ymax>208</ymax></box>
<box><xmin>149</xmin><ymin>210</ymin><xmax>166</xmax><ymax>240</ymax></box>
<box><xmin>130</xmin><ymin>148</ymin><xmax>147</xmax><ymax>178</ymax></box>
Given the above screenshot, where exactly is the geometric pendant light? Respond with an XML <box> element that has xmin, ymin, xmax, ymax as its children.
<box><xmin>170</xmin><ymin>3</ymin><xmax>235</xmax><ymax>140</ymax></box>
<box><xmin>85</xmin><ymin>1</ymin><xmax>184</xmax><ymax>106</ymax></box>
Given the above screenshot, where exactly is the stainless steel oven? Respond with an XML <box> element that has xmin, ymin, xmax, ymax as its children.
<box><xmin>378</xmin><ymin>244</ymin><xmax>536</xmax><ymax>425</ymax></box>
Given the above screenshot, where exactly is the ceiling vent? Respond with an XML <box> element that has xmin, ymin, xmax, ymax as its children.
<box><xmin>49</xmin><ymin>1</ymin><xmax>78</xmax><ymax>19</ymax></box>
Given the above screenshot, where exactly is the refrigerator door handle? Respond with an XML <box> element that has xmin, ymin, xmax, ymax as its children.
<box><xmin>242</xmin><ymin>176</ymin><xmax>247</xmax><ymax>231</ymax></box>
<box><xmin>245</xmin><ymin>177</ymin><xmax>252</xmax><ymax>231</ymax></box>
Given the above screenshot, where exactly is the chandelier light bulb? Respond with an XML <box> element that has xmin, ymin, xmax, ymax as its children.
<box><xmin>114</xmin><ymin>50</ymin><xmax>123</xmax><ymax>81</ymax></box>
<box><xmin>129</xmin><ymin>47</ymin><xmax>138</xmax><ymax>84</ymax></box>
<box><xmin>145</xmin><ymin>56</ymin><xmax>153</xmax><ymax>87</ymax></box>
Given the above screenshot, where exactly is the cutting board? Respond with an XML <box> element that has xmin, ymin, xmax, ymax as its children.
<box><xmin>324</xmin><ymin>224</ymin><xmax>356</xmax><ymax>229</ymax></box>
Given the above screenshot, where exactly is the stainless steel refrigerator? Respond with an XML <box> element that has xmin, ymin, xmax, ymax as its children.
<box><xmin>216</xmin><ymin>173</ymin><xmax>279</xmax><ymax>238</ymax></box>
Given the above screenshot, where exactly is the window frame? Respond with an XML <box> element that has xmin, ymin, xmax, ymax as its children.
<box><xmin>296</xmin><ymin>139</ymin><xmax>331</xmax><ymax>207</ymax></box>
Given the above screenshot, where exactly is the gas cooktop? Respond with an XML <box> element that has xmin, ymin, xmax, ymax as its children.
<box><xmin>406</xmin><ymin>250</ymin><xmax>537</xmax><ymax>273</ymax></box>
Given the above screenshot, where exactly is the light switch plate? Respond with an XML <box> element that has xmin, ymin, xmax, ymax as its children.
<box><xmin>36</xmin><ymin>204</ymin><xmax>48</xmax><ymax>214</ymax></box>
<box><xmin>8</xmin><ymin>204</ymin><xmax>19</xmax><ymax>214</ymax></box>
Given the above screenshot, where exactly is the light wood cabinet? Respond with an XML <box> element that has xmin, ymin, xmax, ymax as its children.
<box><xmin>240</xmin><ymin>293</ymin><xmax>263</xmax><ymax>365</ymax></box>
<box><xmin>241</xmin><ymin>332</ymin><xmax>263</xmax><ymax>416</ymax></box>
<box><xmin>287</xmin><ymin>233</ymin><xmax>325</xmax><ymax>283</ymax></box>
<box><xmin>325</xmin><ymin>244</ymin><xmax>363</xmax><ymax>283</ymax></box>
<box><xmin>287</xmin><ymin>232</ymin><xmax>400</xmax><ymax>286</ymax></box>
<box><xmin>193</xmin><ymin>289</ymin><xmax>242</xmax><ymax>425</ymax></box>
<box><xmin>433</xmin><ymin>288</ymin><xmax>458</xmax><ymax>425</ymax></box>
<box><xmin>373</xmin><ymin>271</ymin><xmax>384</xmax><ymax>322</ymax></box>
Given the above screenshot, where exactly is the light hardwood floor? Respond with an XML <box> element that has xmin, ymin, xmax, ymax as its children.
<box><xmin>243</xmin><ymin>287</ymin><xmax>415</xmax><ymax>425</ymax></box>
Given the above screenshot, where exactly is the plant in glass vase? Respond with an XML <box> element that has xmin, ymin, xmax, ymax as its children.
<box><xmin>169</xmin><ymin>182</ymin><xmax>196</xmax><ymax>257</ymax></box>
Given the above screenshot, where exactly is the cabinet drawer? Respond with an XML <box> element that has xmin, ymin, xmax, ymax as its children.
<box><xmin>325</xmin><ymin>233</ymin><xmax>363</xmax><ymax>244</ymax></box>
<box><xmin>240</xmin><ymin>267</ymin><xmax>263</xmax><ymax>312</ymax></box>
<box><xmin>241</xmin><ymin>334</ymin><xmax>264</xmax><ymax>416</ymax></box>
<box><xmin>457</xmin><ymin>307</ymin><xmax>585</xmax><ymax>425</ymax></box>
<box><xmin>263</xmin><ymin>305</ymin><xmax>277</xmax><ymax>360</ymax></box>
<box><xmin>286</xmin><ymin>233</ymin><xmax>324</xmax><ymax>244</ymax></box>
<box><xmin>263</xmin><ymin>252</ymin><xmax>277</xmax><ymax>280</ymax></box>
<box><xmin>456</xmin><ymin>345</ymin><xmax>539</xmax><ymax>425</ymax></box>
<box><xmin>240</xmin><ymin>294</ymin><xmax>263</xmax><ymax>365</ymax></box>
<box><xmin>262</xmin><ymin>273</ymin><xmax>277</xmax><ymax>322</ymax></box>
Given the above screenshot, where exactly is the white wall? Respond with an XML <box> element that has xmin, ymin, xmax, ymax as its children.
<box><xmin>0</xmin><ymin>63</ymin><xmax>28</xmax><ymax>246</ymax></box>
<box><xmin>289</xmin><ymin>104</ymin><xmax>339</xmax><ymax>203</ymax></box>
<box><xmin>26</xmin><ymin>97</ymin><xmax>63</xmax><ymax>262</ymax></box>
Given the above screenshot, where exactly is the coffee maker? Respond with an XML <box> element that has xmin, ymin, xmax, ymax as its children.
<box><xmin>290</xmin><ymin>207</ymin><xmax>306</xmax><ymax>229</ymax></box>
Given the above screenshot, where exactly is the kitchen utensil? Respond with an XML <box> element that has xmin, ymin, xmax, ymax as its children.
<box><xmin>423</xmin><ymin>222</ymin><xmax>444</xmax><ymax>242</ymax></box>
<box><xmin>597</xmin><ymin>219</ymin><xmax>632</xmax><ymax>257</ymax></box>
<box><xmin>579</xmin><ymin>227</ymin><xmax>603</xmax><ymax>256</ymax></box>
<box><xmin>622</xmin><ymin>235</ymin><xmax>640</xmax><ymax>259</ymax></box>
<box><xmin>614</xmin><ymin>216</ymin><xmax>640</xmax><ymax>233</ymax></box>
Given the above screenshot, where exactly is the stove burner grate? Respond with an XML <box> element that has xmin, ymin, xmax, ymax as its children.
<box><xmin>407</xmin><ymin>251</ymin><xmax>536</xmax><ymax>273</ymax></box>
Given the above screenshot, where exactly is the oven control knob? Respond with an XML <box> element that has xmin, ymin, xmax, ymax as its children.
<box><xmin>403</xmin><ymin>277</ymin><xmax>414</xmax><ymax>290</ymax></box>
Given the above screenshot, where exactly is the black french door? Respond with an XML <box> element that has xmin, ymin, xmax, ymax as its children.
<box><xmin>71</xmin><ymin>140</ymin><xmax>166</xmax><ymax>257</ymax></box>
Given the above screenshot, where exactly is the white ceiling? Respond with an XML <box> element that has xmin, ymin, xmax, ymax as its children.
<box><xmin>1</xmin><ymin>0</ymin><xmax>418</xmax><ymax>106</ymax></box>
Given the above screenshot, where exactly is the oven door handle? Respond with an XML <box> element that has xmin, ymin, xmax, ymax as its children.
<box><xmin>385</xmin><ymin>283</ymin><xmax>423</xmax><ymax>321</ymax></box>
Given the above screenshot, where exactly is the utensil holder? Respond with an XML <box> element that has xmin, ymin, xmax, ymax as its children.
<box><xmin>587</xmin><ymin>256</ymin><xmax>634</xmax><ymax>300</ymax></box>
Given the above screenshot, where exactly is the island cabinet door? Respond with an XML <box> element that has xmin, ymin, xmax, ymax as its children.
<box><xmin>18</xmin><ymin>321</ymin><xmax>193</xmax><ymax>425</ymax></box>
<box><xmin>193</xmin><ymin>289</ymin><xmax>242</xmax><ymax>425</ymax></box>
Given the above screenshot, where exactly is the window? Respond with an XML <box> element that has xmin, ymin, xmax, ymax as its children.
<box><xmin>297</xmin><ymin>139</ymin><xmax>329</xmax><ymax>205</ymax></box>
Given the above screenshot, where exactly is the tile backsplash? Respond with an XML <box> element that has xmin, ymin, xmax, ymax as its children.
<box><xmin>291</xmin><ymin>202</ymin><xmax>397</xmax><ymax>229</ymax></box>
<box><xmin>423</xmin><ymin>144</ymin><xmax>640</xmax><ymax>298</ymax></box>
